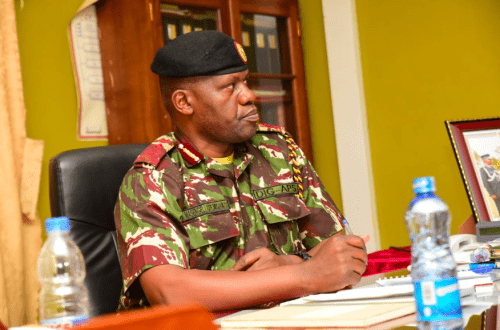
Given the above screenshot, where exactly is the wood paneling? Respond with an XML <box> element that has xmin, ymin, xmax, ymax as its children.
<box><xmin>96</xmin><ymin>0</ymin><xmax>173</xmax><ymax>144</ymax></box>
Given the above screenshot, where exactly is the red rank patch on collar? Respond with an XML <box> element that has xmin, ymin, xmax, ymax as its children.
<box><xmin>177</xmin><ymin>141</ymin><xmax>204</xmax><ymax>166</ymax></box>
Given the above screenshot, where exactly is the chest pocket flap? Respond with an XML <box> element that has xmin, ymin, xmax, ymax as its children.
<box><xmin>182</xmin><ymin>200</ymin><xmax>239</xmax><ymax>249</ymax></box>
<box><xmin>253</xmin><ymin>183</ymin><xmax>311</xmax><ymax>223</ymax></box>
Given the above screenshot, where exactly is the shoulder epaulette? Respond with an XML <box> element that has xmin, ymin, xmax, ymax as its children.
<box><xmin>257</xmin><ymin>123</ymin><xmax>286</xmax><ymax>135</ymax></box>
<box><xmin>257</xmin><ymin>123</ymin><xmax>303</xmax><ymax>200</ymax></box>
<box><xmin>134</xmin><ymin>135</ymin><xmax>176</xmax><ymax>168</ymax></box>
<box><xmin>256</xmin><ymin>123</ymin><xmax>298</xmax><ymax>148</ymax></box>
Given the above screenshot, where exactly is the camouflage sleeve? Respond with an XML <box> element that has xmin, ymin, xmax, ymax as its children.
<box><xmin>283</xmin><ymin>135</ymin><xmax>344</xmax><ymax>249</ymax></box>
<box><xmin>115</xmin><ymin>165</ymin><xmax>189</xmax><ymax>295</ymax></box>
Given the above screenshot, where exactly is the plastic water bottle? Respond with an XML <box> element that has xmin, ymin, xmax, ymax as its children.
<box><xmin>37</xmin><ymin>217</ymin><xmax>90</xmax><ymax>328</ymax></box>
<box><xmin>404</xmin><ymin>177</ymin><xmax>463</xmax><ymax>330</ymax></box>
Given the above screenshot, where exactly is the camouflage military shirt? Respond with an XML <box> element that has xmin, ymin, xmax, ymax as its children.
<box><xmin>114</xmin><ymin>124</ymin><xmax>344</xmax><ymax>308</ymax></box>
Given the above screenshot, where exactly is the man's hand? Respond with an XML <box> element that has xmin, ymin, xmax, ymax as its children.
<box><xmin>492</xmin><ymin>195</ymin><xmax>497</xmax><ymax>200</ymax></box>
<box><xmin>230</xmin><ymin>247</ymin><xmax>302</xmax><ymax>271</ymax></box>
<box><xmin>230</xmin><ymin>234</ymin><xmax>370</xmax><ymax>294</ymax></box>
<box><xmin>300</xmin><ymin>234</ymin><xmax>369</xmax><ymax>294</ymax></box>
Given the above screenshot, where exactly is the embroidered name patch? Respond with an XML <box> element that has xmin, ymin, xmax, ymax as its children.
<box><xmin>182</xmin><ymin>200</ymin><xmax>230</xmax><ymax>222</ymax></box>
<box><xmin>252</xmin><ymin>183</ymin><xmax>299</xmax><ymax>201</ymax></box>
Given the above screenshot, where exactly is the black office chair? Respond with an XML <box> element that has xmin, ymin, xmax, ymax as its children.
<box><xmin>48</xmin><ymin>144</ymin><xmax>148</xmax><ymax>317</ymax></box>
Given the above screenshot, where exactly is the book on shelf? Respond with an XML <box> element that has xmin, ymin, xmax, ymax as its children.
<box><xmin>162</xmin><ymin>16</ymin><xmax>179</xmax><ymax>42</ymax></box>
<box><xmin>266</xmin><ymin>30</ymin><xmax>282</xmax><ymax>74</ymax></box>
<box><xmin>254</xmin><ymin>29</ymin><xmax>271</xmax><ymax>74</ymax></box>
<box><xmin>191</xmin><ymin>13</ymin><xmax>204</xmax><ymax>33</ymax></box>
<box><xmin>181</xmin><ymin>22</ymin><xmax>192</xmax><ymax>35</ymax></box>
<box><xmin>241</xmin><ymin>16</ymin><xmax>257</xmax><ymax>72</ymax></box>
<box><xmin>190</xmin><ymin>12</ymin><xmax>217</xmax><ymax>33</ymax></box>
<box><xmin>254</xmin><ymin>15</ymin><xmax>282</xmax><ymax>74</ymax></box>
<box><xmin>241</xmin><ymin>14</ymin><xmax>283</xmax><ymax>74</ymax></box>
<box><xmin>161</xmin><ymin>6</ymin><xmax>217</xmax><ymax>44</ymax></box>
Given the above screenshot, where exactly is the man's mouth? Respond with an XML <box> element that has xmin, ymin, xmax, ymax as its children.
<box><xmin>244</xmin><ymin>108</ymin><xmax>260</xmax><ymax>122</ymax></box>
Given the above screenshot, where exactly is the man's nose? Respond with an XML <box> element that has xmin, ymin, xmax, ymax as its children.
<box><xmin>239</xmin><ymin>84</ymin><xmax>256</xmax><ymax>105</ymax></box>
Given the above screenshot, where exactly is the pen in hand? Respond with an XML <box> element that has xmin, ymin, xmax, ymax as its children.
<box><xmin>342</xmin><ymin>218</ymin><xmax>354</xmax><ymax>235</ymax></box>
<box><xmin>343</xmin><ymin>218</ymin><xmax>369</xmax><ymax>266</ymax></box>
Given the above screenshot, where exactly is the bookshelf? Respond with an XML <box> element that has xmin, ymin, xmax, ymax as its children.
<box><xmin>96</xmin><ymin>0</ymin><xmax>313</xmax><ymax>161</ymax></box>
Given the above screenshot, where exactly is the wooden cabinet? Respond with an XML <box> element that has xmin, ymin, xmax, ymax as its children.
<box><xmin>96</xmin><ymin>0</ymin><xmax>313</xmax><ymax>161</ymax></box>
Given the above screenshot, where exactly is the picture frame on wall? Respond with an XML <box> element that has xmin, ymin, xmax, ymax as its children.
<box><xmin>446</xmin><ymin>117</ymin><xmax>500</xmax><ymax>223</ymax></box>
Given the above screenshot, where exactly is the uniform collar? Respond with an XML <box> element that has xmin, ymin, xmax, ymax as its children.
<box><xmin>206</xmin><ymin>143</ymin><xmax>254</xmax><ymax>179</ymax></box>
<box><xmin>174</xmin><ymin>132</ymin><xmax>204</xmax><ymax>167</ymax></box>
<box><xmin>174</xmin><ymin>131</ymin><xmax>254</xmax><ymax>178</ymax></box>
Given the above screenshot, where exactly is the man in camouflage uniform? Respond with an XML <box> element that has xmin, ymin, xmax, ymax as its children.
<box><xmin>114</xmin><ymin>30</ymin><xmax>369</xmax><ymax>311</ymax></box>
<box><xmin>480</xmin><ymin>154</ymin><xmax>500</xmax><ymax>214</ymax></box>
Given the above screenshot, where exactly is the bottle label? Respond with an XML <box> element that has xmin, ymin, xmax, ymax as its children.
<box><xmin>414</xmin><ymin>277</ymin><xmax>462</xmax><ymax>322</ymax></box>
<box><xmin>40</xmin><ymin>315</ymin><xmax>89</xmax><ymax>329</ymax></box>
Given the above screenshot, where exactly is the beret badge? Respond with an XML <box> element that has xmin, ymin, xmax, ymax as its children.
<box><xmin>234</xmin><ymin>41</ymin><xmax>248</xmax><ymax>64</ymax></box>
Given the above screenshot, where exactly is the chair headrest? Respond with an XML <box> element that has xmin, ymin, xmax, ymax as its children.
<box><xmin>49</xmin><ymin>144</ymin><xmax>148</xmax><ymax>230</ymax></box>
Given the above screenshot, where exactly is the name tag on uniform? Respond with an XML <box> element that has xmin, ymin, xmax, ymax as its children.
<box><xmin>182</xmin><ymin>200</ymin><xmax>230</xmax><ymax>222</ymax></box>
<box><xmin>252</xmin><ymin>183</ymin><xmax>299</xmax><ymax>201</ymax></box>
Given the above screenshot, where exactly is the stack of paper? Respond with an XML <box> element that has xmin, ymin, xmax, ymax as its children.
<box><xmin>280</xmin><ymin>278</ymin><xmax>480</xmax><ymax>307</ymax></box>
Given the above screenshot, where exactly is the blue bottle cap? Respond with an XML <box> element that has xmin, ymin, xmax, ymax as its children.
<box><xmin>412</xmin><ymin>176</ymin><xmax>436</xmax><ymax>194</ymax></box>
<box><xmin>45</xmin><ymin>217</ymin><xmax>71</xmax><ymax>233</ymax></box>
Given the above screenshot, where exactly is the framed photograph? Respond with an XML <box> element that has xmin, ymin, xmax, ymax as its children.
<box><xmin>446</xmin><ymin>117</ymin><xmax>500</xmax><ymax>222</ymax></box>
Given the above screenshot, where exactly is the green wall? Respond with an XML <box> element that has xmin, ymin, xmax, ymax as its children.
<box><xmin>356</xmin><ymin>0</ymin><xmax>500</xmax><ymax>248</ymax></box>
<box><xmin>16</xmin><ymin>0</ymin><xmax>107</xmax><ymax>230</ymax></box>
<box><xmin>298</xmin><ymin>0</ymin><xmax>343</xmax><ymax>210</ymax></box>
<box><xmin>16</xmin><ymin>0</ymin><xmax>341</xmax><ymax>232</ymax></box>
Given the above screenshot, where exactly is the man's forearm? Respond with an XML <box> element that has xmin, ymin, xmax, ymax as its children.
<box><xmin>140</xmin><ymin>263</ymin><xmax>311</xmax><ymax>311</ymax></box>
<box><xmin>140</xmin><ymin>233</ymin><xmax>368</xmax><ymax>312</ymax></box>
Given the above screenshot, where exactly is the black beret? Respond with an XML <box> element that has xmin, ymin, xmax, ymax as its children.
<box><xmin>481</xmin><ymin>154</ymin><xmax>491</xmax><ymax>159</ymax></box>
<box><xmin>151</xmin><ymin>30</ymin><xmax>248</xmax><ymax>77</ymax></box>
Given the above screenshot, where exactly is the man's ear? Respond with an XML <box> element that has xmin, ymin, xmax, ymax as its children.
<box><xmin>171</xmin><ymin>89</ymin><xmax>193</xmax><ymax>115</ymax></box>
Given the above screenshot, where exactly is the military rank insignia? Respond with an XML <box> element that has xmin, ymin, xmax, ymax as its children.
<box><xmin>178</xmin><ymin>142</ymin><xmax>204</xmax><ymax>165</ymax></box>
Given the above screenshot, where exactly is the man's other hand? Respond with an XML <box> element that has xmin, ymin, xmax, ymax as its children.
<box><xmin>230</xmin><ymin>247</ymin><xmax>302</xmax><ymax>271</ymax></box>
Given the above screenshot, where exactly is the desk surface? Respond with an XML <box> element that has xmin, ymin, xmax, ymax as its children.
<box><xmin>216</xmin><ymin>275</ymin><xmax>500</xmax><ymax>330</ymax></box>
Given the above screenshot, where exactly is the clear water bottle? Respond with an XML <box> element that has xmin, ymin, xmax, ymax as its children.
<box><xmin>37</xmin><ymin>217</ymin><xmax>90</xmax><ymax>328</ymax></box>
<box><xmin>404</xmin><ymin>177</ymin><xmax>463</xmax><ymax>330</ymax></box>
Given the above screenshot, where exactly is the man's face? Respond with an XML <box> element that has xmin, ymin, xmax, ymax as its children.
<box><xmin>484</xmin><ymin>158</ymin><xmax>493</xmax><ymax>165</ymax></box>
<box><xmin>189</xmin><ymin>70</ymin><xmax>259</xmax><ymax>145</ymax></box>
